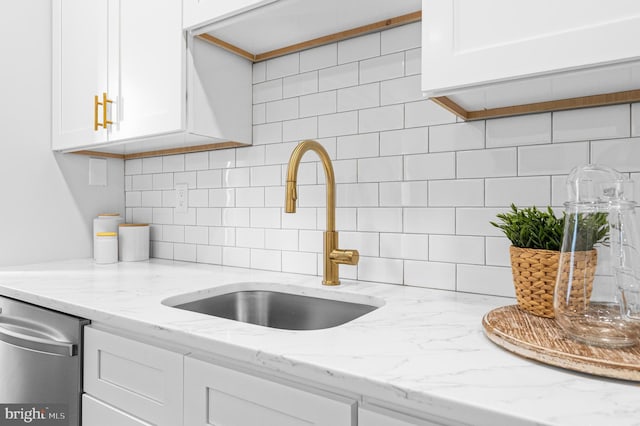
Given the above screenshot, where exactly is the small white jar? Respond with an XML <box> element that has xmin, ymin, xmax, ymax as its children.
<box><xmin>94</xmin><ymin>232</ymin><xmax>118</xmax><ymax>264</ymax></box>
<box><xmin>118</xmin><ymin>224</ymin><xmax>150</xmax><ymax>262</ymax></box>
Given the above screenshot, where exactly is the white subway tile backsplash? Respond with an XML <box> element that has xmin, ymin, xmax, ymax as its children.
<box><xmin>336</xmin><ymin>183</ymin><xmax>378</xmax><ymax>207</ymax></box>
<box><xmin>338</xmin><ymin>32</ymin><xmax>380</xmax><ymax>64</ymax></box>
<box><xmin>299</xmin><ymin>92</ymin><xmax>336</xmax><ymax>118</ymax></box>
<box><xmin>282</xmin><ymin>251</ymin><xmax>317</xmax><ymax>275</ymax></box>
<box><xmin>456</xmin><ymin>265</ymin><xmax>514</xmax><ymax>297</ymax></box>
<box><xmin>403</xmin><ymin>208</ymin><xmax>455</xmax><ymax>234</ymax></box>
<box><xmin>380</xmin><ymin>75</ymin><xmax>422</xmax><ymax>105</ymax></box>
<box><xmin>405</xmin><ymin>100</ymin><xmax>457</xmax><ymax>128</ymax></box>
<box><xmin>359</xmin><ymin>104</ymin><xmax>404</xmax><ymax>133</ymax></box>
<box><xmin>185</xmin><ymin>152</ymin><xmax>209</xmax><ymax>171</ymax></box>
<box><xmin>358</xmin><ymin>256</ymin><xmax>403</xmax><ymax>285</ymax></box>
<box><xmin>196</xmin><ymin>208</ymin><xmax>221</xmax><ymax>226</ymax></box>
<box><xmin>253</xmin><ymin>122</ymin><xmax>283</xmax><ymax>145</ymax></box>
<box><xmin>300</xmin><ymin>43</ymin><xmax>337</xmax><ymax>72</ymax></box>
<box><xmin>253</xmin><ymin>104</ymin><xmax>266</xmax><ymax>125</ymax></box>
<box><xmin>236</xmin><ymin>146</ymin><xmax>265</xmax><ymax>168</ymax></box>
<box><xmin>283</xmin><ymin>71</ymin><xmax>318</xmax><ymax>98</ymax></box>
<box><xmin>486</xmin><ymin>113</ymin><xmax>551</xmax><ymax>148</ymax></box>
<box><xmin>380</xmin><ymin>233</ymin><xmax>428</xmax><ymax>260</ymax></box>
<box><xmin>380</xmin><ymin>181</ymin><xmax>428</xmax><ymax>207</ymax></box>
<box><xmin>358</xmin><ymin>156</ymin><xmax>402</xmax><ymax>182</ymax></box>
<box><xmin>404</xmin><ymin>152</ymin><xmax>455</xmax><ymax>181</ymax></box>
<box><xmin>553</xmin><ymin>104</ymin><xmax>630</xmax><ymax>143</ymax></box>
<box><xmin>236</xmin><ymin>227</ymin><xmax>265</xmax><ymax>249</ymax></box>
<box><xmin>337</xmin><ymin>133</ymin><xmax>379</xmax><ymax>159</ymax></box>
<box><xmin>456</xmin><ymin>208</ymin><xmax>506</xmax><ymax>237</ymax></box>
<box><xmin>197</xmin><ymin>170</ymin><xmax>222</xmax><ymax>188</ymax></box>
<box><xmin>591</xmin><ymin>138</ymin><xmax>640</xmax><ymax>172</ymax></box>
<box><xmin>337</xmin><ymin>83</ymin><xmax>379</xmax><ymax>112</ymax></box>
<box><xmin>360</xmin><ymin>52</ymin><xmax>404</xmax><ymax>84</ymax></box>
<box><xmin>405</xmin><ymin>260</ymin><xmax>456</xmax><ymax>290</ymax></box>
<box><xmin>319</xmin><ymin>111</ymin><xmax>358</xmax><ymax>138</ymax></box>
<box><xmin>196</xmin><ymin>245</ymin><xmax>222</xmax><ymax>264</ymax></box>
<box><xmin>380</xmin><ymin>127</ymin><xmax>428</xmax><ymax>156</ymax></box>
<box><xmin>125</xmin><ymin>24</ymin><xmax>640</xmax><ymax>298</ymax></box>
<box><xmin>132</xmin><ymin>174</ymin><xmax>152</xmax><ymax>190</ymax></box>
<box><xmin>404</xmin><ymin>48</ymin><xmax>421</xmax><ymax>76</ymax></box>
<box><xmin>265</xmin><ymin>229</ymin><xmax>298</xmax><ymax>251</ymax></box>
<box><xmin>282</xmin><ymin>117</ymin><xmax>318</xmax><ymax>142</ymax></box>
<box><xmin>185</xmin><ymin>226</ymin><xmax>208</xmax><ymax>245</ymax></box>
<box><xmin>485</xmin><ymin>176</ymin><xmax>550</xmax><ymax>207</ymax></box>
<box><xmin>266</xmin><ymin>98</ymin><xmax>298</xmax><ymax>122</ymax></box>
<box><xmin>266</xmin><ymin>54</ymin><xmax>299</xmax><ymax>80</ymax></box>
<box><xmin>251</xmin><ymin>249</ymin><xmax>282</xmax><ymax>271</ymax></box>
<box><xmin>163</xmin><ymin>155</ymin><xmax>184</xmax><ymax>173</ymax></box>
<box><xmin>357</xmin><ymin>208</ymin><xmax>402</xmax><ymax>232</ymax></box>
<box><xmin>486</xmin><ymin>237</ymin><xmax>511</xmax><ymax>267</ymax></box>
<box><xmin>457</xmin><ymin>148</ymin><xmax>517</xmax><ymax>178</ymax></box>
<box><xmin>429</xmin><ymin>180</ymin><xmax>484</xmax><ymax>207</ymax></box>
<box><xmin>430</xmin><ymin>235</ymin><xmax>484</xmax><ymax>264</ymax></box>
<box><xmin>142</xmin><ymin>157</ymin><xmax>162</xmax><ymax>174</ymax></box>
<box><xmin>430</xmin><ymin>122</ymin><xmax>485</xmax><ymax>152</ymax></box>
<box><xmin>518</xmin><ymin>142</ymin><xmax>589</xmax><ymax>176</ymax></box>
<box><xmin>210</xmin><ymin>150</ymin><xmax>236</xmax><ymax>169</ymax></box>
<box><xmin>253</xmin><ymin>79</ymin><xmax>282</xmax><ymax>104</ymax></box>
<box><xmin>252</xmin><ymin>61</ymin><xmax>266</xmax><ymax>84</ymax></box>
<box><xmin>381</xmin><ymin>22</ymin><xmax>421</xmax><ymax>54</ymax></box>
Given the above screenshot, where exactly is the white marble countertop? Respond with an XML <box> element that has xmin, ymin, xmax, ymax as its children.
<box><xmin>0</xmin><ymin>259</ymin><xmax>638</xmax><ymax>426</ymax></box>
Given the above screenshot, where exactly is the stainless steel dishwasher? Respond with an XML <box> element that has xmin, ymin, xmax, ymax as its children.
<box><xmin>0</xmin><ymin>295</ymin><xmax>88</xmax><ymax>426</ymax></box>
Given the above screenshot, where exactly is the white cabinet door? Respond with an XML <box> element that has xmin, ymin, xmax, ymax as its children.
<box><xmin>82</xmin><ymin>394</ymin><xmax>151</xmax><ymax>426</ymax></box>
<box><xmin>359</xmin><ymin>406</ymin><xmax>446</xmax><ymax>426</ymax></box>
<box><xmin>422</xmin><ymin>0</ymin><xmax>640</xmax><ymax>96</ymax></box>
<box><xmin>184</xmin><ymin>356</ymin><xmax>356</xmax><ymax>426</ymax></box>
<box><xmin>108</xmin><ymin>0</ymin><xmax>183</xmax><ymax>143</ymax></box>
<box><xmin>83</xmin><ymin>327</ymin><xmax>183</xmax><ymax>426</ymax></box>
<box><xmin>183</xmin><ymin>0</ymin><xmax>276</xmax><ymax>30</ymax></box>
<box><xmin>52</xmin><ymin>0</ymin><xmax>108</xmax><ymax>150</ymax></box>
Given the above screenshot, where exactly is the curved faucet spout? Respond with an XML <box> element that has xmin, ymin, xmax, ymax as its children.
<box><xmin>285</xmin><ymin>140</ymin><xmax>358</xmax><ymax>286</ymax></box>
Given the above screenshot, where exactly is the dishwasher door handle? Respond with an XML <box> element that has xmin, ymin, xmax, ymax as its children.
<box><xmin>0</xmin><ymin>324</ymin><xmax>76</xmax><ymax>357</ymax></box>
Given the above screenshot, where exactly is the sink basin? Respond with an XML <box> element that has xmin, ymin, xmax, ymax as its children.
<box><xmin>162</xmin><ymin>283</ymin><xmax>381</xmax><ymax>330</ymax></box>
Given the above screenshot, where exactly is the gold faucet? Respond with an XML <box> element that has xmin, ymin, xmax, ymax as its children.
<box><xmin>285</xmin><ymin>140</ymin><xmax>359</xmax><ymax>285</ymax></box>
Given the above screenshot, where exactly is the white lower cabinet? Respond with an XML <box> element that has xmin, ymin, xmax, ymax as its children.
<box><xmin>82</xmin><ymin>395</ymin><xmax>151</xmax><ymax>426</ymax></box>
<box><xmin>83</xmin><ymin>327</ymin><xmax>184</xmax><ymax>426</ymax></box>
<box><xmin>359</xmin><ymin>406</ymin><xmax>447</xmax><ymax>426</ymax></box>
<box><xmin>184</xmin><ymin>356</ymin><xmax>356</xmax><ymax>426</ymax></box>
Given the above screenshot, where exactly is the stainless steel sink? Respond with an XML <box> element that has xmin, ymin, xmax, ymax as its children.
<box><xmin>164</xmin><ymin>285</ymin><xmax>380</xmax><ymax>330</ymax></box>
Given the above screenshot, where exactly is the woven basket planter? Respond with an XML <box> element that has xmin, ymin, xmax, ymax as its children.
<box><xmin>509</xmin><ymin>246</ymin><xmax>597</xmax><ymax>318</ymax></box>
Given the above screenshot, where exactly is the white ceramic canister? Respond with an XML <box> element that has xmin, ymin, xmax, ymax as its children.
<box><xmin>93</xmin><ymin>214</ymin><xmax>124</xmax><ymax>261</ymax></box>
<box><xmin>118</xmin><ymin>224</ymin><xmax>150</xmax><ymax>261</ymax></box>
<box><xmin>94</xmin><ymin>232</ymin><xmax>118</xmax><ymax>264</ymax></box>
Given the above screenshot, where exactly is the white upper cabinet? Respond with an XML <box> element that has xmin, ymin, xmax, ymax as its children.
<box><xmin>52</xmin><ymin>0</ymin><xmax>251</xmax><ymax>156</ymax></box>
<box><xmin>421</xmin><ymin>0</ymin><xmax>640</xmax><ymax>119</ymax></box>
<box><xmin>183</xmin><ymin>0</ymin><xmax>277</xmax><ymax>30</ymax></box>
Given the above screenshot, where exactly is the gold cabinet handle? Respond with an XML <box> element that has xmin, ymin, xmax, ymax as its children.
<box><xmin>102</xmin><ymin>92</ymin><xmax>113</xmax><ymax>129</ymax></box>
<box><xmin>94</xmin><ymin>95</ymin><xmax>100</xmax><ymax>131</ymax></box>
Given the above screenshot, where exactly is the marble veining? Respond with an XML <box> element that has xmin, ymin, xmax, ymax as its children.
<box><xmin>0</xmin><ymin>259</ymin><xmax>639</xmax><ymax>426</ymax></box>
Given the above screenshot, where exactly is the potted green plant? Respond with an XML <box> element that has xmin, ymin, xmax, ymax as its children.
<box><xmin>491</xmin><ymin>204</ymin><xmax>608</xmax><ymax>318</ymax></box>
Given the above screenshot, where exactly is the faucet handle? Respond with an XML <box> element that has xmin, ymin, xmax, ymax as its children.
<box><xmin>330</xmin><ymin>249</ymin><xmax>359</xmax><ymax>265</ymax></box>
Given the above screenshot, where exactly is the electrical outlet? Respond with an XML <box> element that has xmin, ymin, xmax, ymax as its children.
<box><xmin>175</xmin><ymin>183</ymin><xmax>188</xmax><ymax>214</ymax></box>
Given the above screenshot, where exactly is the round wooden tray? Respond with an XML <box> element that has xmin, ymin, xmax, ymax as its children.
<box><xmin>482</xmin><ymin>305</ymin><xmax>640</xmax><ymax>381</ymax></box>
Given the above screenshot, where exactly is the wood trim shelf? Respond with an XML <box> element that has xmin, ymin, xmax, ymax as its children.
<box><xmin>198</xmin><ymin>11</ymin><xmax>422</xmax><ymax>63</ymax></box>
<box><xmin>71</xmin><ymin>141</ymin><xmax>248</xmax><ymax>160</ymax></box>
<box><xmin>433</xmin><ymin>89</ymin><xmax>640</xmax><ymax>121</ymax></box>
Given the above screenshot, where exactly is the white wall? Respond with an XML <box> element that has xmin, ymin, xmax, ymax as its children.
<box><xmin>0</xmin><ymin>1</ymin><xmax>124</xmax><ymax>266</ymax></box>
<box><xmin>124</xmin><ymin>22</ymin><xmax>640</xmax><ymax>298</ymax></box>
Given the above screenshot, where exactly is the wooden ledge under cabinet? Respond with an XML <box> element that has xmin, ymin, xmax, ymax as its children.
<box><xmin>71</xmin><ymin>141</ymin><xmax>248</xmax><ymax>160</ymax></box>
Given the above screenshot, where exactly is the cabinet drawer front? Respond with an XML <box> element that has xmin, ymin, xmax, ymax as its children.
<box><xmin>359</xmin><ymin>407</ymin><xmax>446</xmax><ymax>426</ymax></box>
<box><xmin>83</xmin><ymin>327</ymin><xmax>183</xmax><ymax>426</ymax></box>
<box><xmin>82</xmin><ymin>394</ymin><xmax>151</xmax><ymax>426</ymax></box>
<box><xmin>184</xmin><ymin>356</ymin><xmax>355</xmax><ymax>426</ymax></box>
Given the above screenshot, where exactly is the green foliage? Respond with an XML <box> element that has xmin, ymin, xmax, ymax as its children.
<box><xmin>490</xmin><ymin>204</ymin><xmax>609</xmax><ymax>251</ymax></box>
